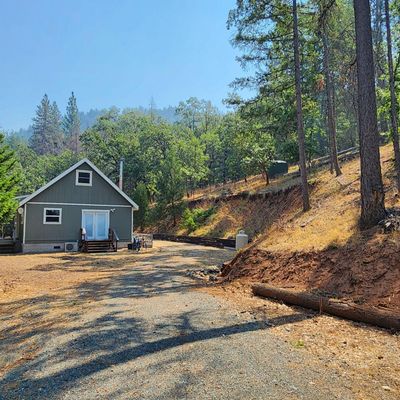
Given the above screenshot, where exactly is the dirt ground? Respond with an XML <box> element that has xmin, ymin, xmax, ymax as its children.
<box><xmin>0</xmin><ymin>242</ymin><xmax>399</xmax><ymax>399</ymax></box>
<box><xmin>221</xmin><ymin>232</ymin><xmax>400</xmax><ymax>312</ymax></box>
<box><xmin>205</xmin><ymin>281</ymin><xmax>400</xmax><ymax>399</ymax></box>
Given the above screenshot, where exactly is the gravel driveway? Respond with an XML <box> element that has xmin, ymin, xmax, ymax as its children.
<box><xmin>0</xmin><ymin>242</ymin><xmax>355</xmax><ymax>399</ymax></box>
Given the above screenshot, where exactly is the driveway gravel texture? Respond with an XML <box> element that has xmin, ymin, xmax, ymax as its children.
<box><xmin>0</xmin><ymin>242</ymin><xmax>397</xmax><ymax>399</ymax></box>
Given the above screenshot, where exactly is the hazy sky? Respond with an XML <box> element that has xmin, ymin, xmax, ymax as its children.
<box><xmin>0</xmin><ymin>0</ymin><xmax>249</xmax><ymax>131</ymax></box>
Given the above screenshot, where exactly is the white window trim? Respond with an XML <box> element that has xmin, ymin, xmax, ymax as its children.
<box><xmin>75</xmin><ymin>170</ymin><xmax>93</xmax><ymax>186</ymax></box>
<box><xmin>43</xmin><ymin>208</ymin><xmax>62</xmax><ymax>225</ymax></box>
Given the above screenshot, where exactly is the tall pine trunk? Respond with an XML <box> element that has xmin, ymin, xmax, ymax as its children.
<box><xmin>384</xmin><ymin>0</ymin><xmax>400</xmax><ymax>190</ymax></box>
<box><xmin>292</xmin><ymin>0</ymin><xmax>310</xmax><ymax>212</ymax></box>
<box><xmin>374</xmin><ymin>0</ymin><xmax>389</xmax><ymax>134</ymax></box>
<box><xmin>354</xmin><ymin>0</ymin><xmax>386</xmax><ymax>228</ymax></box>
<box><xmin>322</xmin><ymin>21</ymin><xmax>341</xmax><ymax>176</ymax></box>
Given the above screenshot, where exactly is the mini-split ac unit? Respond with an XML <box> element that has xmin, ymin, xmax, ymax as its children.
<box><xmin>65</xmin><ymin>242</ymin><xmax>78</xmax><ymax>252</ymax></box>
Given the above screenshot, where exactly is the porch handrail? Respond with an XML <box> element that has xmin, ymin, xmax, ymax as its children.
<box><xmin>109</xmin><ymin>228</ymin><xmax>119</xmax><ymax>251</ymax></box>
<box><xmin>80</xmin><ymin>228</ymin><xmax>87</xmax><ymax>241</ymax></box>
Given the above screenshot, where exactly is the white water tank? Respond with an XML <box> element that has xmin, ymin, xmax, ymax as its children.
<box><xmin>235</xmin><ymin>230</ymin><xmax>249</xmax><ymax>250</ymax></box>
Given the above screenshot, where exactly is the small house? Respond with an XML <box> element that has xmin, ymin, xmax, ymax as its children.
<box><xmin>14</xmin><ymin>158</ymin><xmax>139</xmax><ymax>253</ymax></box>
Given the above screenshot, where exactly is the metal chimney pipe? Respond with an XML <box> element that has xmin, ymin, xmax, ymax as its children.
<box><xmin>119</xmin><ymin>158</ymin><xmax>124</xmax><ymax>190</ymax></box>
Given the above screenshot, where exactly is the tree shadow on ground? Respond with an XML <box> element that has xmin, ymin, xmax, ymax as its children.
<box><xmin>1</xmin><ymin>310</ymin><xmax>307</xmax><ymax>399</ymax></box>
<box><xmin>0</xmin><ymin>244</ymin><xmax>309</xmax><ymax>399</ymax></box>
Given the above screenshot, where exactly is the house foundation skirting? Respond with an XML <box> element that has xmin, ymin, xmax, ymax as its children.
<box><xmin>23</xmin><ymin>241</ymin><xmax>131</xmax><ymax>253</ymax></box>
<box><xmin>23</xmin><ymin>243</ymin><xmax>66</xmax><ymax>253</ymax></box>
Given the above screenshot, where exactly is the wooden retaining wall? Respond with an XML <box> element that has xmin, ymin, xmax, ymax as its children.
<box><xmin>187</xmin><ymin>183</ymin><xmax>300</xmax><ymax>207</ymax></box>
<box><xmin>153</xmin><ymin>233</ymin><xmax>236</xmax><ymax>249</ymax></box>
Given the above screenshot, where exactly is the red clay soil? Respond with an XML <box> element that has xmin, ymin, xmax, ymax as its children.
<box><xmin>221</xmin><ymin>234</ymin><xmax>400</xmax><ymax>313</ymax></box>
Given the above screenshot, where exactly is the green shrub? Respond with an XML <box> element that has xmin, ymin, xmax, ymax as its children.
<box><xmin>181</xmin><ymin>207</ymin><xmax>215</xmax><ymax>233</ymax></box>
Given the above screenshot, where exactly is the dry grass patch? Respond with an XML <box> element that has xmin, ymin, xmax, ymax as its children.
<box><xmin>260</xmin><ymin>144</ymin><xmax>396</xmax><ymax>252</ymax></box>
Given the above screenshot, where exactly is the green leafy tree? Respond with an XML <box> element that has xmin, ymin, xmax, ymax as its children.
<box><xmin>156</xmin><ymin>150</ymin><xmax>185</xmax><ymax>226</ymax></box>
<box><xmin>13</xmin><ymin>144</ymin><xmax>46</xmax><ymax>194</ymax></box>
<box><xmin>81</xmin><ymin>109</ymin><xmax>144</xmax><ymax>193</ymax></box>
<box><xmin>244</xmin><ymin>131</ymin><xmax>276</xmax><ymax>185</ymax></box>
<box><xmin>133</xmin><ymin>182</ymin><xmax>149</xmax><ymax>230</ymax></box>
<box><xmin>0</xmin><ymin>133</ymin><xmax>20</xmax><ymax>224</ymax></box>
<box><xmin>176</xmin><ymin>130</ymin><xmax>209</xmax><ymax>196</ymax></box>
<box><xmin>176</xmin><ymin>97</ymin><xmax>220</xmax><ymax>137</ymax></box>
<box><xmin>200</xmin><ymin>129</ymin><xmax>222</xmax><ymax>184</ymax></box>
<box><xmin>13</xmin><ymin>144</ymin><xmax>80</xmax><ymax>195</ymax></box>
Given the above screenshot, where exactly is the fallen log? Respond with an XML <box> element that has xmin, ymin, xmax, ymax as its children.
<box><xmin>252</xmin><ymin>283</ymin><xmax>400</xmax><ymax>331</ymax></box>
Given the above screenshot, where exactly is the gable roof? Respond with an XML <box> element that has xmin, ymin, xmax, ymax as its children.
<box><xmin>19</xmin><ymin>158</ymin><xmax>139</xmax><ymax>210</ymax></box>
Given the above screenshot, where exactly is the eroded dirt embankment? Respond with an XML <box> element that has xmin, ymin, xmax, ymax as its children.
<box><xmin>221</xmin><ymin>235</ymin><xmax>400</xmax><ymax>313</ymax></box>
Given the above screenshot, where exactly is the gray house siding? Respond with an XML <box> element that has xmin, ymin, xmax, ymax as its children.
<box><xmin>25</xmin><ymin>203</ymin><xmax>132</xmax><ymax>243</ymax></box>
<box><xmin>32</xmin><ymin>162</ymin><xmax>131</xmax><ymax>206</ymax></box>
<box><xmin>20</xmin><ymin>160</ymin><xmax>137</xmax><ymax>253</ymax></box>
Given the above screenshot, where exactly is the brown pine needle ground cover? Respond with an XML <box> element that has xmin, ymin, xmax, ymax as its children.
<box><xmin>202</xmin><ymin>282</ymin><xmax>400</xmax><ymax>399</ymax></box>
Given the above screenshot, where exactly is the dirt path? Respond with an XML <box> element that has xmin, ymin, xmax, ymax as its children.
<box><xmin>0</xmin><ymin>242</ymin><xmax>397</xmax><ymax>399</ymax></box>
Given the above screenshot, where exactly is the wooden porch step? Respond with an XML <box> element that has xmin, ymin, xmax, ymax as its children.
<box><xmin>0</xmin><ymin>242</ymin><xmax>16</xmax><ymax>254</ymax></box>
<box><xmin>82</xmin><ymin>240</ymin><xmax>116</xmax><ymax>253</ymax></box>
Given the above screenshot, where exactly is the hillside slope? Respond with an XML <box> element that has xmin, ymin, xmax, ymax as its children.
<box><xmin>150</xmin><ymin>170</ymin><xmax>303</xmax><ymax>239</ymax></box>
<box><xmin>221</xmin><ymin>144</ymin><xmax>400</xmax><ymax>312</ymax></box>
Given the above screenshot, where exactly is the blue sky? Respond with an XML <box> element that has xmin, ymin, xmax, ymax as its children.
<box><xmin>0</xmin><ymin>0</ymin><xmax>249</xmax><ymax>131</ymax></box>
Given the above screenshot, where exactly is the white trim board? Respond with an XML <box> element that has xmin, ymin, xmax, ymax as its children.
<box><xmin>22</xmin><ymin>204</ymin><xmax>27</xmax><ymax>245</ymax></box>
<box><xmin>18</xmin><ymin>158</ymin><xmax>139</xmax><ymax>210</ymax></box>
<box><xmin>28</xmin><ymin>202</ymin><xmax>132</xmax><ymax>208</ymax></box>
<box><xmin>131</xmin><ymin>207</ymin><xmax>134</xmax><ymax>241</ymax></box>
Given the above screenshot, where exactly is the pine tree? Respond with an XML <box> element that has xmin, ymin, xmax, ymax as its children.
<box><xmin>293</xmin><ymin>0</ymin><xmax>310</xmax><ymax>211</ymax></box>
<box><xmin>318</xmin><ymin>0</ymin><xmax>342</xmax><ymax>176</ymax></box>
<box><xmin>384</xmin><ymin>0</ymin><xmax>400</xmax><ymax>190</ymax></box>
<box><xmin>30</xmin><ymin>94</ymin><xmax>63</xmax><ymax>155</ymax></box>
<box><xmin>30</xmin><ymin>94</ymin><xmax>52</xmax><ymax>155</ymax></box>
<box><xmin>50</xmin><ymin>101</ymin><xmax>64</xmax><ymax>154</ymax></box>
<box><xmin>0</xmin><ymin>133</ymin><xmax>20</xmax><ymax>225</ymax></box>
<box><xmin>354</xmin><ymin>0</ymin><xmax>386</xmax><ymax>228</ymax></box>
<box><xmin>63</xmin><ymin>92</ymin><xmax>81</xmax><ymax>154</ymax></box>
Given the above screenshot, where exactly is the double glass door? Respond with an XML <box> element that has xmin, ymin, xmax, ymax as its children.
<box><xmin>82</xmin><ymin>210</ymin><xmax>109</xmax><ymax>240</ymax></box>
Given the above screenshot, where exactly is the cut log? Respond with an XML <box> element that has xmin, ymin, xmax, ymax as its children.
<box><xmin>252</xmin><ymin>283</ymin><xmax>400</xmax><ymax>331</ymax></box>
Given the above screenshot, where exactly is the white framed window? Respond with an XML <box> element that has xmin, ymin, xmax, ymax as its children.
<box><xmin>76</xmin><ymin>170</ymin><xmax>92</xmax><ymax>186</ymax></box>
<box><xmin>43</xmin><ymin>208</ymin><xmax>62</xmax><ymax>224</ymax></box>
